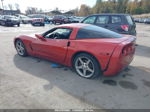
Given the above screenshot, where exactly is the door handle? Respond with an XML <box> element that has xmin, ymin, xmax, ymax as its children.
<box><xmin>67</xmin><ymin>41</ymin><xmax>70</xmax><ymax>47</ymax></box>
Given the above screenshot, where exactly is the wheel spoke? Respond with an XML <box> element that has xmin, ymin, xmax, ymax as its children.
<box><xmin>83</xmin><ymin>69</ymin><xmax>87</xmax><ymax>76</ymax></box>
<box><xmin>86</xmin><ymin>59</ymin><xmax>91</xmax><ymax>65</ymax></box>
<box><xmin>20</xmin><ymin>46</ymin><xmax>24</xmax><ymax>50</ymax></box>
<box><xmin>16</xmin><ymin>41</ymin><xmax>25</xmax><ymax>56</ymax></box>
<box><xmin>87</xmin><ymin>67</ymin><xmax>94</xmax><ymax>73</ymax></box>
<box><xmin>78</xmin><ymin>58</ymin><xmax>84</xmax><ymax>64</ymax></box>
<box><xmin>75</xmin><ymin>56</ymin><xmax>95</xmax><ymax>78</ymax></box>
<box><xmin>76</xmin><ymin>65</ymin><xmax>82</xmax><ymax>69</ymax></box>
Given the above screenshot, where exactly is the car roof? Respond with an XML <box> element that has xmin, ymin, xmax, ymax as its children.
<box><xmin>57</xmin><ymin>23</ymin><xmax>89</xmax><ymax>29</ymax></box>
<box><xmin>88</xmin><ymin>13</ymin><xmax>130</xmax><ymax>16</ymax></box>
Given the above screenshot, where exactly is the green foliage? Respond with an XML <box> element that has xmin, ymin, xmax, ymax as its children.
<box><xmin>77</xmin><ymin>0</ymin><xmax>150</xmax><ymax>16</ymax></box>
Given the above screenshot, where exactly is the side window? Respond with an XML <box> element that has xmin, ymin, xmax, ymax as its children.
<box><xmin>82</xmin><ymin>16</ymin><xmax>96</xmax><ymax>24</ymax></box>
<box><xmin>126</xmin><ymin>15</ymin><xmax>134</xmax><ymax>25</ymax></box>
<box><xmin>44</xmin><ymin>28</ymin><xmax>72</xmax><ymax>39</ymax></box>
<box><xmin>76</xmin><ymin>26</ymin><xmax>122</xmax><ymax>39</ymax></box>
<box><xmin>95</xmin><ymin>16</ymin><xmax>109</xmax><ymax>24</ymax></box>
<box><xmin>111</xmin><ymin>16</ymin><xmax>122</xmax><ymax>24</ymax></box>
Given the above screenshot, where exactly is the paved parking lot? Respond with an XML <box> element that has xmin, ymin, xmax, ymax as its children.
<box><xmin>0</xmin><ymin>23</ymin><xmax>150</xmax><ymax>109</ymax></box>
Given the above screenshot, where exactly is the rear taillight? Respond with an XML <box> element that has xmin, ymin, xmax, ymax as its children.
<box><xmin>121</xmin><ymin>25</ymin><xmax>129</xmax><ymax>31</ymax></box>
<box><xmin>122</xmin><ymin>45</ymin><xmax>135</xmax><ymax>56</ymax></box>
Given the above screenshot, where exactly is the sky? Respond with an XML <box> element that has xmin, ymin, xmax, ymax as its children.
<box><xmin>1</xmin><ymin>0</ymin><xmax>96</xmax><ymax>13</ymax></box>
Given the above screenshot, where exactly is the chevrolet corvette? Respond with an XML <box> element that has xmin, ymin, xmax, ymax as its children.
<box><xmin>14</xmin><ymin>23</ymin><xmax>136</xmax><ymax>79</ymax></box>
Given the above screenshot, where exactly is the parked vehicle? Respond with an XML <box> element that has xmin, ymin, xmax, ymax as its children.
<box><xmin>134</xmin><ymin>18</ymin><xmax>140</xmax><ymax>23</ymax></box>
<box><xmin>139</xmin><ymin>18</ymin><xmax>146</xmax><ymax>23</ymax></box>
<box><xmin>67</xmin><ymin>17</ymin><xmax>80</xmax><ymax>23</ymax></box>
<box><xmin>14</xmin><ymin>23</ymin><xmax>136</xmax><ymax>79</ymax></box>
<box><xmin>15</xmin><ymin>14</ymin><xmax>32</xmax><ymax>24</ymax></box>
<box><xmin>81</xmin><ymin>14</ymin><xmax>136</xmax><ymax>36</ymax></box>
<box><xmin>0</xmin><ymin>15</ymin><xmax>20</xmax><ymax>27</ymax></box>
<box><xmin>145</xmin><ymin>18</ymin><xmax>150</xmax><ymax>24</ymax></box>
<box><xmin>47</xmin><ymin>16</ymin><xmax>54</xmax><ymax>23</ymax></box>
<box><xmin>31</xmin><ymin>18</ymin><xmax>45</xmax><ymax>26</ymax></box>
<box><xmin>76</xmin><ymin>16</ymin><xmax>85</xmax><ymax>22</ymax></box>
<box><xmin>52</xmin><ymin>15</ymin><xmax>67</xmax><ymax>24</ymax></box>
<box><xmin>28</xmin><ymin>14</ymin><xmax>51</xmax><ymax>23</ymax></box>
<box><xmin>29</xmin><ymin>15</ymin><xmax>45</xmax><ymax>26</ymax></box>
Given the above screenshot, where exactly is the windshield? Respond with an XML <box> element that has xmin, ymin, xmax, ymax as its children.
<box><xmin>4</xmin><ymin>16</ymin><xmax>18</xmax><ymax>19</ymax></box>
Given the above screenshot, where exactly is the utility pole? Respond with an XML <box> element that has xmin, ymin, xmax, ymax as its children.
<box><xmin>1</xmin><ymin>0</ymin><xmax>4</xmax><ymax>9</ymax></box>
<box><xmin>1</xmin><ymin>0</ymin><xmax>4</xmax><ymax>14</ymax></box>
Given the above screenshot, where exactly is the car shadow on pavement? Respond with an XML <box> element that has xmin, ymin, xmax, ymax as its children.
<box><xmin>13</xmin><ymin>54</ymin><xmax>150</xmax><ymax>109</ymax></box>
<box><xmin>135</xmin><ymin>44</ymin><xmax>150</xmax><ymax>58</ymax></box>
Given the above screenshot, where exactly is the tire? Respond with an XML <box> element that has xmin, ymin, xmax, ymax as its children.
<box><xmin>73</xmin><ymin>53</ymin><xmax>101</xmax><ymax>79</ymax></box>
<box><xmin>15</xmin><ymin>39</ymin><xmax>28</xmax><ymax>57</ymax></box>
<box><xmin>17</xmin><ymin>23</ymin><xmax>20</xmax><ymax>27</ymax></box>
<box><xmin>31</xmin><ymin>23</ymin><xmax>35</xmax><ymax>26</ymax></box>
<box><xmin>2</xmin><ymin>22</ymin><xmax>6</xmax><ymax>26</ymax></box>
<box><xmin>41</xmin><ymin>23</ymin><xmax>45</xmax><ymax>26</ymax></box>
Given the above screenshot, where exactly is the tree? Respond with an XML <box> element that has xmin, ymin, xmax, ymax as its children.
<box><xmin>8</xmin><ymin>4</ymin><xmax>13</xmax><ymax>10</ymax></box>
<box><xmin>15</xmin><ymin>3</ymin><xmax>20</xmax><ymax>10</ymax></box>
<box><xmin>78</xmin><ymin>4</ymin><xmax>91</xmax><ymax>16</ymax></box>
<box><xmin>116</xmin><ymin>0</ymin><xmax>129</xmax><ymax>13</ymax></box>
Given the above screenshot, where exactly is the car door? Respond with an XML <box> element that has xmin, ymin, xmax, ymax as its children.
<box><xmin>95</xmin><ymin>15</ymin><xmax>110</xmax><ymax>29</ymax></box>
<box><xmin>31</xmin><ymin>28</ymin><xmax>72</xmax><ymax>63</ymax></box>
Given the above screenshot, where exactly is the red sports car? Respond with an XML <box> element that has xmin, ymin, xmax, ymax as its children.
<box><xmin>14</xmin><ymin>23</ymin><xmax>136</xmax><ymax>79</ymax></box>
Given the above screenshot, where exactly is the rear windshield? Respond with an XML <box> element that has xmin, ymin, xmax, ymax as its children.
<box><xmin>76</xmin><ymin>25</ymin><xmax>122</xmax><ymax>39</ymax></box>
<box><xmin>126</xmin><ymin>15</ymin><xmax>134</xmax><ymax>25</ymax></box>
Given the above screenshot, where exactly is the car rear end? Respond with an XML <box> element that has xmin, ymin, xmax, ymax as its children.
<box><xmin>52</xmin><ymin>15</ymin><xmax>66</xmax><ymax>24</ymax></box>
<box><xmin>104</xmin><ymin>35</ymin><xmax>136</xmax><ymax>76</ymax></box>
<box><xmin>4</xmin><ymin>16</ymin><xmax>20</xmax><ymax>26</ymax></box>
<box><xmin>145</xmin><ymin>18</ymin><xmax>150</xmax><ymax>24</ymax></box>
<box><xmin>111</xmin><ymin>15</ymin><xmax>136</xmax><ymax>36</ymax></box>
<box><xmin>31</xmin><ymin>18</ymin><xmax>44</xmax><ymax>26</ymax></box>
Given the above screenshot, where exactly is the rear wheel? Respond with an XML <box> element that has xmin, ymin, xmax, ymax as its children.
<box><xmin>15</xmin><ymin>39</ymin><xmax>28</xmax><ymax>57</ymax></box>
<box><xmin>17</xmin><ymin>23</ymin><xmax>20</xmax><ymax>27</ymax></box>
<box><xmin>41</xmin><ymin>23</ymin><xmax>45</xmax><ymax>26</ymax></box>
<box><xmin>73</xmin><ymin>53</ymin><xmax>101</xmax><ymax>79</ymax></box>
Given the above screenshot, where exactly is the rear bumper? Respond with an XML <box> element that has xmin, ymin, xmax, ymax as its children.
<box><xmin>103</xmin><ymin>54</ymin><xmax>134</xmax><ymax>76</ymax></box>
<box><xmin>32</xmin><ymin>22</ymin><xmax>44</xmax><ymax>25</ymax></box>
<box><xmin>6</xmin><ymin>21</ymin><xmax>19</xmax><ymax>25</ymax></box>
<box><xmin>103</xmin><ymin>40</ymin><xmax>135</xmax><ymax>76</ymax></box>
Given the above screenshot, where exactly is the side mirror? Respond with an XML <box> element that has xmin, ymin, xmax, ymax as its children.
<box><xmin>35</xmin><ymin>34</ymin><xmax>45</xmax><ymax>41</ymax></box>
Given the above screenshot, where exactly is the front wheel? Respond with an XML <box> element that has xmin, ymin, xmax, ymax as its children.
<box><xmin>15</xmin><ymin>39</ymin><xmax>28</xmax><ymax>57</ymax></box>
<box><xmin>73</xmin><ymin>53</ymin><xmax>101</xmax><ymax>79</ymax></box>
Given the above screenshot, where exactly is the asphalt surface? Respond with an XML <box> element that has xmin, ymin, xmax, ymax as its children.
<box><xmin>0</xmin><ymin>23</ymin><xmax>150</xmax><ymax>109</ymax></box>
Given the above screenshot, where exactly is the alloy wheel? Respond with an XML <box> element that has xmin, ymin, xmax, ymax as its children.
<box><xmin>75</xmin><ymin>56</ymin><xmax>95</xmax><ymax>78</ymax></box>
<box><xmin>16</xmin><ymin>40</ymin><xmax>25</xmax><ymax>56</ymax></box>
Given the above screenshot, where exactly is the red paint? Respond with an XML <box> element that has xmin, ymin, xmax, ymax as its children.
<box><xmin>14</xmin><ymin>23</ymin><xmax>136</xmax><ymax>76</ymax></box>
